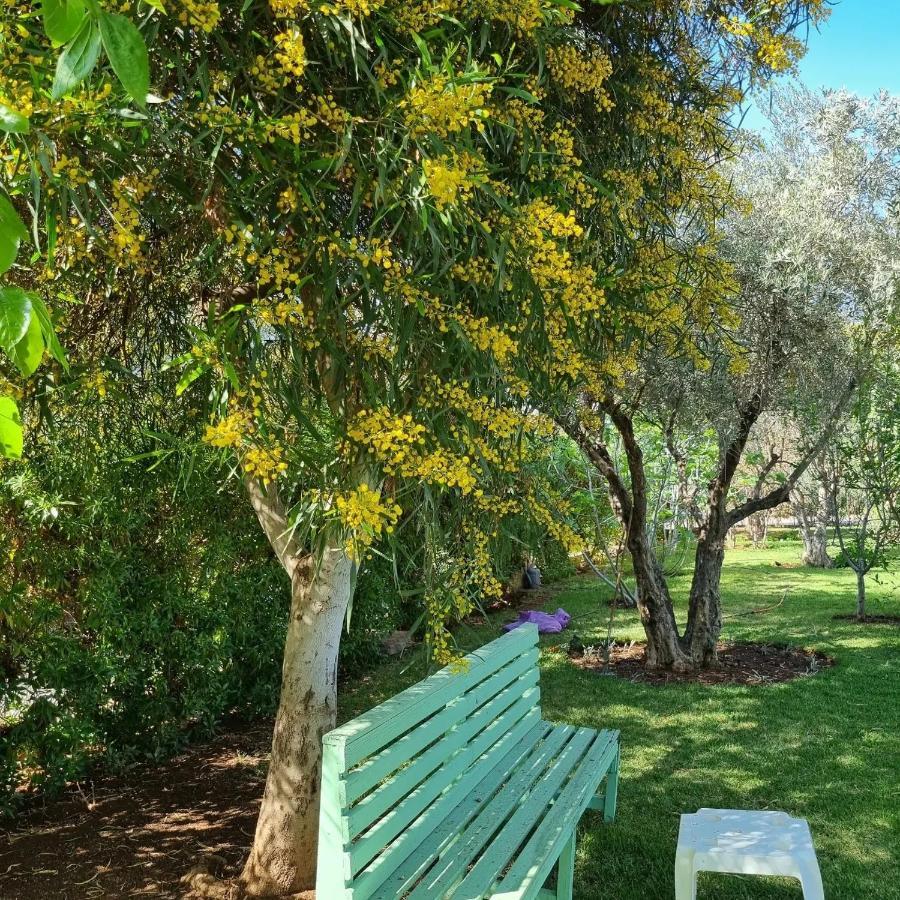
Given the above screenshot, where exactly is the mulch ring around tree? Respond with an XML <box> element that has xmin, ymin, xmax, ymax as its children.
<box><xmin>564</xmin><ymin>640</ymin><xmax>834</xmax><ymax>686</ymax></box>
<box><xmin>833</xmin><ymin>613</ymin><xmax>900</xmax><ymax>625</ymax></box>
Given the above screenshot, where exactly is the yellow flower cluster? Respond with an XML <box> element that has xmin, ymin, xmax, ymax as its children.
<box><xmin>243</xmin><ymin>443</ymin><xmax>289</xmax><ymax>485</ymax></box>
<box><xmin>389</xmin><ymin>0</ymin><xmax>454</xmax><ymax>34</ymax></box>
<box><xmin>203</xmin><ymin>408</ymin><xmax>253</xmax><ymax>449</ymax></box>
<box><xmin>109</xmin><ymin>173</ymin><xmax>155</xmax><ymax>270</ymax></box>
<box><xmin>415</xmin><ymin>449</ymin><xmax>478</xmax><ymax>493</ymax></box>
<box><xmin>274</xmin><ymin>29</ymin><xmax>307</xmax><ymax>80</ymax></box>
<box><xmin>348</xmin><ymin>407</ymin><xmax>426</xmax><ymax>460</ymax></box>
<box><xmin>479</xmin><ymin>0</ymin><xmax>545</xmax><ymax>35</ymax></box>
<box><xmin>546</xmin><ymin>45</ymin><xmax>613</xmax><ymax>108</ymax></box>
<box><xmin>270</xmin><ymin>0</ymin><xmax>307</xmax><ymax>15</ymax></box>
<box><xmin>335</xmin><ymin>484</ymin><xmax>401</xmax><ymax>559</ymax></box>
<box><xmin>448</xmin><ymin>311</ymin><xmax>518</xmax><ymax>363</ymax></box>
<box><xmin>266</xmin><ymin>110</ymin><xmax>318</xmax><ymax>144</ymax></box>
<box><xmin>82</xmin><ymin>370</ymin><xmax>109</xmax><ymax>398</ymax></box>
<box><xmin>404</xmin><ymin>74</ymin><xmax>492</xmax><ymax>139</ymax></box>
<box><xmin>255</xmin><ymin>294</ymin><xmax>309</xmax><ymax>327</ymax></box>
<box><xmin>277</xmin><ymin>186</ymin><xmax>299</xmax><ymax>213</ymax></box>
<box><xmin>177</xmin><ymin>0</ymin><xmax>220</xmax><ymax>31</ymax></box>
<box><xmin>756</xmin><ymin>33</ymin><xmax>803</xmax><ymax>72</ymax></box>
<box><xmin>423</xmin><ymin>151</ymin><xmax>483</xmax><ymax>211</ymax></box>
<box><xmin>321</xmin><ymin>0</ymin><xmax>384</xmax><ymax>16</ymax></box>
<box><xmin>53</xmin><ymin>154</ymin><xmax>92</xmax><ymax>187</ymax></box>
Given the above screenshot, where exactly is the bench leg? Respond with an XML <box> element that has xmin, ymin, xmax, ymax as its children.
<box><xmin>556</xmin><ymin>832</ymin><xmax>576</xmax><ymax>900</ymax></box>
<box><xmin>674</xmin><ymin>849</ymin><xmax>696</xmax><ymax>900</ymax></box>
<box><xmin>796</xmin><ymin>854</ymin><xmax>825</xmax><ymax>900</ymax></box>
<box><xmin>603</xmin><ymin>747</ymin><xmax>619</xmax><ymax>823</ymax></box>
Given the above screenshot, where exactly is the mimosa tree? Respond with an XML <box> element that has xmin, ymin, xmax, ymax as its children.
<box><xmin>1</xmin><ymin>0</ymin><xmax>828</xmax><ymax>892</ymax></box>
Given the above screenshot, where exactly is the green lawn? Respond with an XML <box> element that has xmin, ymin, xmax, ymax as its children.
<box><xmin>338</xmin><ymin>542</ymin><xmax>900</xmax><ymax>899</ymax></box>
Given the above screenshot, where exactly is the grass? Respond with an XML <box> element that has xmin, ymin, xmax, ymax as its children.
<box><xmin>337</xmin><ymin>541</ymin><xmax>900</xmax><ymax>899</ymax></box>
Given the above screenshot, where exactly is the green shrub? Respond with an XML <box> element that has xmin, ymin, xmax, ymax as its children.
<box><xmin>0</xmin><ymin>455</ymin><xmax>288</xmax><ymax>815</ymax></box>
<box><xmin>538</xmin><ymin>539</ymin><xmax>577</xmax><ymax>584</ymax></box>
<box><xmin>833</xmin><ymin>539</ymin><xmax>889</xmax><ymax>571</ymax></box>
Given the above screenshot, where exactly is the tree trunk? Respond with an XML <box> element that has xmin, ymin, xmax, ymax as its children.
<box><xmin>795</xmin><ymin>479</ymin><xmax>833</xmax><ymax>567</ymax></box>
<box><xmin>240</xmin><ymin>541</ymin><xmax>353</xmax><ymax>896</ymax></box>
<box><xmin>803</xmin><ymin>522</ymin><xmax>832</xmax><ymax>568</ymax></box>
<box><xmin>747</xmin><ymin>511</ymin><xmax>768</xmax><ymax>548</ymax></box>
<box><xmin>683</xmin><ymin>537</ymin><xmax>724</xmax><ymax>668</ymax></box>
<box><xmin>627</xmin><ymin>531</ymin><xmax>694</xmax><ymax>672</ymax></box>
<box><xmin>855</xmin><ymin>568</ymin><xmax>866</xmax><ymax>619</ymax></box>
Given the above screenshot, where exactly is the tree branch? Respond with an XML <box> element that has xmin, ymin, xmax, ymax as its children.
<box><xmin>245</xmin><ymin>477</ymin><xmax>304</xmax><ymax>578</ymax></box>
<box><xmin>557</xmin><ymin>413</ymin><xmax>634</xmax><ymax>527</ymax></box>
<box><xmin>726</xmin><ymin>379</ymin><xmax>856</xmax><ymax>528</ymax></box>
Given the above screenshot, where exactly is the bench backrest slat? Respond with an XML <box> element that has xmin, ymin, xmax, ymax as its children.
<box><xmin>326</xmin><ymin>623</ymin><xmax>538</xmax><ymax>767</ymax></box>
<box><xmin>317</xmin><ymin>623</ymin><xmax>542</xmax><ymax>900</ymax></box>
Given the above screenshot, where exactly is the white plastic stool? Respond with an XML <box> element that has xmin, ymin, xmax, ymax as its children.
<box><xmin>675</xmin><ymin>808</ymin><xmax>824</xmax><ymax>899</ymax></box>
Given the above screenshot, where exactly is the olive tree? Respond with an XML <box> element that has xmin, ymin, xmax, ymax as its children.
<box><xmin>559</xmin><ymin>84</ymin><xmax>900</xmax><ymax>671</ymax></box>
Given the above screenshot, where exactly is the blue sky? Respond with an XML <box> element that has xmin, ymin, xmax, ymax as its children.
<box><xmin>742</xmin><ymin>0</ymin><xmax>900</xmax><ymax>130</ymax></box>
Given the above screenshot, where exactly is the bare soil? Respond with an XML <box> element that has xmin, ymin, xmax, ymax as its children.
<box><xmin>567</xmin><ymin>640</ymin><xmax>834</xmax><ymax>685</ymax></box>
<box><xmin>0</xmin><ymin>723</ymin><xmax>275</xmax><ymax>899</ymax></box>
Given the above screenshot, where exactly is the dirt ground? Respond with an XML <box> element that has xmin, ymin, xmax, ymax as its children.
<box><xmin>0</xmin><ymin>724</ymin><xmax>273</xmax><ymax>899</ymax></box>
<box><xmin>568</xmin><ymin>640</ymin><xmax>834</xmax><ymax>685</ymax></box>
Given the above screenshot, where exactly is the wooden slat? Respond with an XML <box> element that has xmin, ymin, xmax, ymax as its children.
<box><xmin>350</xmin><ymin>707</ymin><xmax>543</xmax><ymax>900</ymax></box>
<box><xmin>452</xmin><ymin>728</ymin><xmax>598</xmax><ymax>898</ymax></box>
<box><xmin>346</xmin><ymin>650</ymin><xmax>539</xmax><ymax>805</ymax></box>
<box><xmin>407</xmin><ymin>724</ymin><xmax>577</xmax><ymax>900</ymax></box>
<box><xmin>497</xmin><ymin>730</ymin><xmax>619</xmax><ymax>899</ymax></box>
<box><xmin>350</xmin><ymin>687</ymin><xmax>540</xmax><ymax>875</ymax></box>
<box><xmin>374</xmin><ymin>721</ymin><xmax>553</xmax><ymax>900</ymax></box>
<box><xmin>348</xmin><ymin>668</ymin><xmax>540</xmax><ymax>839</ymax></box>
<box><xmin>327</xmin><ymin>625</ymin><xmax>539</xmax><ymax>767</ymax></box>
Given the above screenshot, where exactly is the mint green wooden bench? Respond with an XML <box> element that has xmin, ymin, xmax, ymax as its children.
<box><xmin>316</xmin><ymin>623</ymin><xmax>620</xmax><ymax>899</ymax></box>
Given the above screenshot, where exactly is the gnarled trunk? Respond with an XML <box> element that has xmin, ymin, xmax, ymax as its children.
<box><xmin>683</xmin><ymin>537</ymin><xmax>724</xmax><ymax>668</ymax></box>
<box><xmin>627</xmin><ymin>530</ymin><xmax>694</xmax><ymax>672</ymax></box>
<box><xmin>240</xmin><ymin>541</ymin><xmax>353</xmax><ymax>896</ymax></box>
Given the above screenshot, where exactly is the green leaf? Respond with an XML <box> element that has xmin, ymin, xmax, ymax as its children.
<box><xmin>42</xmin><ymin>0</ymin><xmax>86</xmax><ymax>44</ymax></box>
<box><xmin>30</xmin><ymin>296</ymin><xmax>69</xmax><ymax>371</ymax></box>
<box><xmin>11</xmin><ymin>313</ymin><xmax>45</xmax><ymax>377</ymax></box>
<box><xmin>0</xmin><ymin>104</ymin><xmax>29</xmax><ymax>134</ymax></box>
<box><xmin>175</xmin><ymin>362</ymin><xmax>207</xmax><ymax>396</ymax></box>
<box><xmin>0</xmin><ymin>395</ymin><xmax>22</xmax><ymax>459</ymax></box>
<box><xmin>99</xmin><ymin>12</ymin><xmax>150</xmax><ymax>107</ymax></box>
<box><xmin>52</xmin><ymin>17</ymin><xmax>101</xmax><ymax>99</ymax></box>
<box><xmin>0</xmin><ymin>195</ymin><xmax>28</xmax><ymax>275</ymax></box>
<box><xmin>0</xmin><ymin>286</ymin><xmax>32</xmax><ymax>352</ymax></box>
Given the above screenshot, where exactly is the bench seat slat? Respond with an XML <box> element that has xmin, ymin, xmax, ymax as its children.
<box><xmin>496</xmin><ymin>730</ymin><xmax>620</xmax><ymax>899</ymax></box>
<box><xmin>346</xmin><ymin>650</ymin><xmax>539</xmax><ymax>805</ymax></box>
<box><xmin>377</xmin><ymin>721</ymin><xmax>555</xmax><ymax>900</ymax></box>
<box><xmin>452</xmin><ymin>727</ymin><xmax>598</xmax><ymax>898</ymax></box>
<box><xmin>350</xmin><ymin>705</ymin><xmax>543</xmax><ymax>900</ymax></box>
<box><xmin>348</xmin><ymin>668</ymin><xmax>540</xmax><ymax>839</ymax></box>
<box><xmin>407</xmin><ymin>722</ymin><xmax>577</xmax><ymax>900</ymax></box>
<box><xmin>329</xmin><ymin>625</ymin><xmax>539</xmax><ymax>767</ymax></box>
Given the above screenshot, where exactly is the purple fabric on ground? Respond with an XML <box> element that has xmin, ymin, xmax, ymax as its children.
<box><xmin>503</xmin><ymin>608</ymin><xmax>571</xmax><ymax>634</ymax></box>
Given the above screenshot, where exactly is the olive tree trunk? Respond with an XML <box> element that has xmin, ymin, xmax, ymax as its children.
<box><xmin>238</xmin><ymin>480</ymin><xmax>354</xmax><ymax>896</ymax></box>
<box><xmin>793</xmin><ymin>474</ymin><xmax>833</xmax><ymax>568</ymax></box>
<box><xmin>855</xmin><ymin>568</ymin><xmax>867</xmax><ymax>619</ymax></box>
